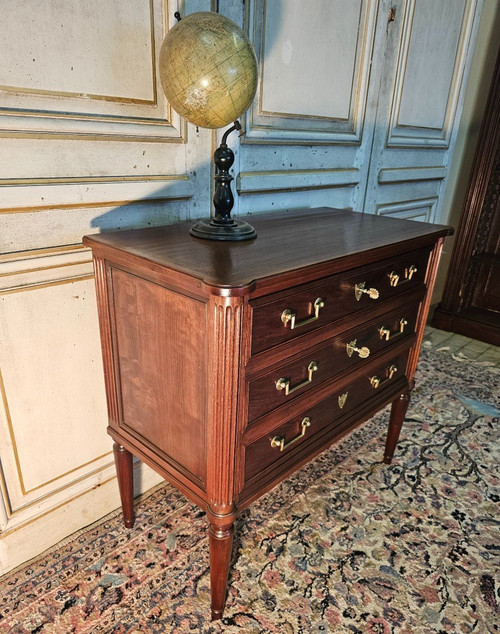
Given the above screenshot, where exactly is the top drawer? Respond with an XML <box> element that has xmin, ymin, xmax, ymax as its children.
<box><xmin>250</xmin><ymin>247</ymin><xmax>430</xmax><ymax>355</ymax></box>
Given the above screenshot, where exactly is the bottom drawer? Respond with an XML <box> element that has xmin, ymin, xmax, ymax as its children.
<box><xmin>243</xmin><ymin>352</ymin><xmax>409</xmax><ymax>483</ymax></box>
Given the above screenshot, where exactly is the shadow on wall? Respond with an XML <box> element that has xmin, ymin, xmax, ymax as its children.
<box><xmin>88</xmin><ymin>161</ymin><xmax>211</xmax><ymax>235</ymax></box>
<box><xmin>87</xmin><ymin>0</ymin><xmax>286</xmax><ymax>237</ymax></box>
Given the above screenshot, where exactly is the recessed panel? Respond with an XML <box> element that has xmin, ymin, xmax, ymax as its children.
<box><xmin>397</xmin><ymin>0</ymin><xmax>466</xmax><ymax>130</ymax></box>
<box><xmin>0</xmin><ymin>278</ymin><xmax>109</xmax><ymax>495</ymax></box>
<box><xmin>112</xmin><ymin>269</ymin><xmax>207</xmax><ymax>481</ymax></box>
<box><xmin>376</xmin><ymin>198</ymin><xmax>437</xmax><ymax>224</ymax></box>
<box><xmin>246</xmin><ymin>0</ymin><xmax>376</xmax><ymax>142</ymax></box>
<box><xmin>1</xmin><ymin>0</ymin><xmax>154</xmax><ymax>101</ymax></box>
<box><xmin>0</xmin><ymin>0</ymin><xmax>182</xmax><ymax>140</ymax></box>
<box><xmin>261</xmin><ymin>0</ymin><xmax>362</xmax><ymax>119</ymax></box>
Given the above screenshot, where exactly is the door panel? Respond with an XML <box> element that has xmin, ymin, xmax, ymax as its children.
<box><xmin>260</xmin><ymin>0</ymin><xmax>361</xmax><ymax>119</ymax></box>
<box><xmin>387</xmin><ymin>0</ymin><xmax>476</xmax><ymax>147</ymax></box>
<box><xmin>362</xmin><ymin>0</ymin><xmax>481</xmax><ymax>225</ymax></box>
<box><xmin>236</xmin><ymin>0</ymin><xmax>383</xmax><ymax>216</ymax></box>
<box><xmin>245</xmin><ymin>0</ymin><xmax>377</xmax><ymax>142</ymax></box>
<box><xmin>0</xmin><ymin>0</ymin><xmax>182</xmax><ymax>141</ymax></box>
<box><xmin>0</xmin><ymin>0</ymin><xmax>208</xmax><ymax>256</ymax></box>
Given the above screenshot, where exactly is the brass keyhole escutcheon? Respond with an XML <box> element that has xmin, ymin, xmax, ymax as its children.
<box><xmin>338</xmin><ymin>392</ymin><xmax>348</xmax><ymax>409</ymax></box>
<box><xmin>346</xmin><ymin>339</ymin><xmax>370</xmax><ymax>359</ymax></box>
<box><xmin>354</xmin><ymin>282</ymin><xmax>379</xmax><ymax>301</ymax></box>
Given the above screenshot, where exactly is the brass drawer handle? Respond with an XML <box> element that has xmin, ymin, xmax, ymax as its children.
<box><xmin>388</xmin><ymin>265</ymin><xmax>417</xmax><ymax>287</ymax></box>
<box><xmin>281</xmin><ymin>297</ymin><xmax>325</xmax><ymax>329</ymax></box>
<box><xmin>369</xmin><ymin>364</ymin><xmax>398</xmax><ymax>389</ymax></box>
<box><xmin>346</xmin><ymin>339</ymin><xmax>370</xmax><ymax>358</ymax></box>
<box><xmin>276</xmin><ymin>361</ymin><xmax>318</xmax><ymax>396</ymax></box>
<box><xmin>354</xmin><ymin>282</ymin><xmax>379</xmax><ymax>301</ymax></box>
<box><xmin>378</xmin><ymin>318</ymin><xmax>408</xmax><ymax>341</ymax></box>
<box><xmin>270</xmin><ymin>417</ymin><xmax>311</xmax><ymax>452</ymax></box>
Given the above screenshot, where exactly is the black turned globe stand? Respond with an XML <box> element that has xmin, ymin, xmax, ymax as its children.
<box><xmin>190</xmin><ymin>121</ymin><xmax>257</xmax><ymax>241</ymax></box>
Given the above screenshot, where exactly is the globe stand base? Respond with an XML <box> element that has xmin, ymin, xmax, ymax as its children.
<box><xmin>190</xmin><ymin>218</ymin><xmax>256</xmax><ymax>241</ymax></box>
<box><xmin>189</xmin><ymin>121</ymin><xmax>256</xmax><ymax>241</ymax></box>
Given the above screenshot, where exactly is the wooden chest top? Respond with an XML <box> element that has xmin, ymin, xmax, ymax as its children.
<box><xmin>83</xmin><ymin>207</ymin><xmax>451</xmax><ymax>293</ymax></box>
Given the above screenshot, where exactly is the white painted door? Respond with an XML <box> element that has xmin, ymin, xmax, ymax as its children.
<box><xmin>362</xmin><ymin>0</ymin><xmax>480</xmax><ymax>224</ymax></box>
<box><xmin>235</xmin><ymin>0</ymin><xmax>482</xmax><ymax>227</ymax></box>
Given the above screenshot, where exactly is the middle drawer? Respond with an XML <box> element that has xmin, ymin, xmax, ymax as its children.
<box><xmin>247</xmin><ymin>301</ymin><xmax>419</xmax><ymax>423</ymax></box>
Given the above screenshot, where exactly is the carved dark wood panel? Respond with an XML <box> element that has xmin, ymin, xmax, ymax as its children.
<box><xmin>432</xmin><ymin>50</ymin><xmax>500</xmax><ymax>345</ymax></box>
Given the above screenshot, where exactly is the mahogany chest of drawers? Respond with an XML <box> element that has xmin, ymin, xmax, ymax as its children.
<box><xmin>83</xmin><ymin>207</ymin><xmax>451</xmax><ymax>619</ymax></box>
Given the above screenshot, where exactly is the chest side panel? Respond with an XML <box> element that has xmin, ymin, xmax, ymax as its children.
<box><xmin>110</xmin><ymin>266</ymin><xmax>207</xmax><ymax>484</ymax></box>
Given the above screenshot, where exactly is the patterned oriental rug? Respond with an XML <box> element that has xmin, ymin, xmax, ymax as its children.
<box><xmin>1</xmin><ymin>344</ymin><xmax>499</xmax><ymax>634</ymax></box>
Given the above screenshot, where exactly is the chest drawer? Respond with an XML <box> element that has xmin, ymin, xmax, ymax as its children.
<box><xmin>247</xmin><ymin>302</ymin><xmax>419</xmax><ymax>423</ymax></box>
<box><xmin>250</xmin><ymin>247</ymin><xmax>430</xmax><ymax>355</ymax></box>
<box><xmin>243</xmin><ymin>350</ymin><xmax>410</xmax><ymax>484</ymax></box>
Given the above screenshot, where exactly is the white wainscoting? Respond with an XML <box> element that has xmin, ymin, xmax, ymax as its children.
<box><xmin>0</xmin><ymin>248</ymin><xmax>163</xmax><ymax>573</ymax></box>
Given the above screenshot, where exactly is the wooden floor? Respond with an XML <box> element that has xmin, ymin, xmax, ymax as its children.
<box><xmin>424</xmin><ymin>325</ymin><xmax>500</xmax><ymax>368</ymax></box>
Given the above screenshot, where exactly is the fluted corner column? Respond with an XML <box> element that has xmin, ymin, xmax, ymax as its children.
<box><xmin>205</xmin><ymin>291</ymin><xmax>248</xmax><ymax>619</ymax></box>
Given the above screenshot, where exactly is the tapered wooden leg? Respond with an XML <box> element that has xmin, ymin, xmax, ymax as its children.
<box><xmin>113</xmin><ymin>443</ymin><xmax>135</xmax><ymax>528</ymax></box>
<box><xmin>209</xmin><ymin>520</ymin><xmax>234</xmax><ymax>620</ymax></box>
<box><xmin>384</xmin><ymin>390</ymin><xmax>410</xmax><ymax>464</ymax></box>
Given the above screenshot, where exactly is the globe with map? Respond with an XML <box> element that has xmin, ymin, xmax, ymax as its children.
<box><xmin>158</xmin><ymin>11</ymin><xmax>258</xmax><ymax>129</ymax></box>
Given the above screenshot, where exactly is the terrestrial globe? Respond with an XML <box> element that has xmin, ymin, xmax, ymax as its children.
<box><xmin>158</xmin><ymin>11</ymin><xmax>258</xmax><ymax>129</ymax></box>
<box><xmin>158</xmin><ymin>11</ymin><xmax>258</xmax><ymax>241</ymax></box>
